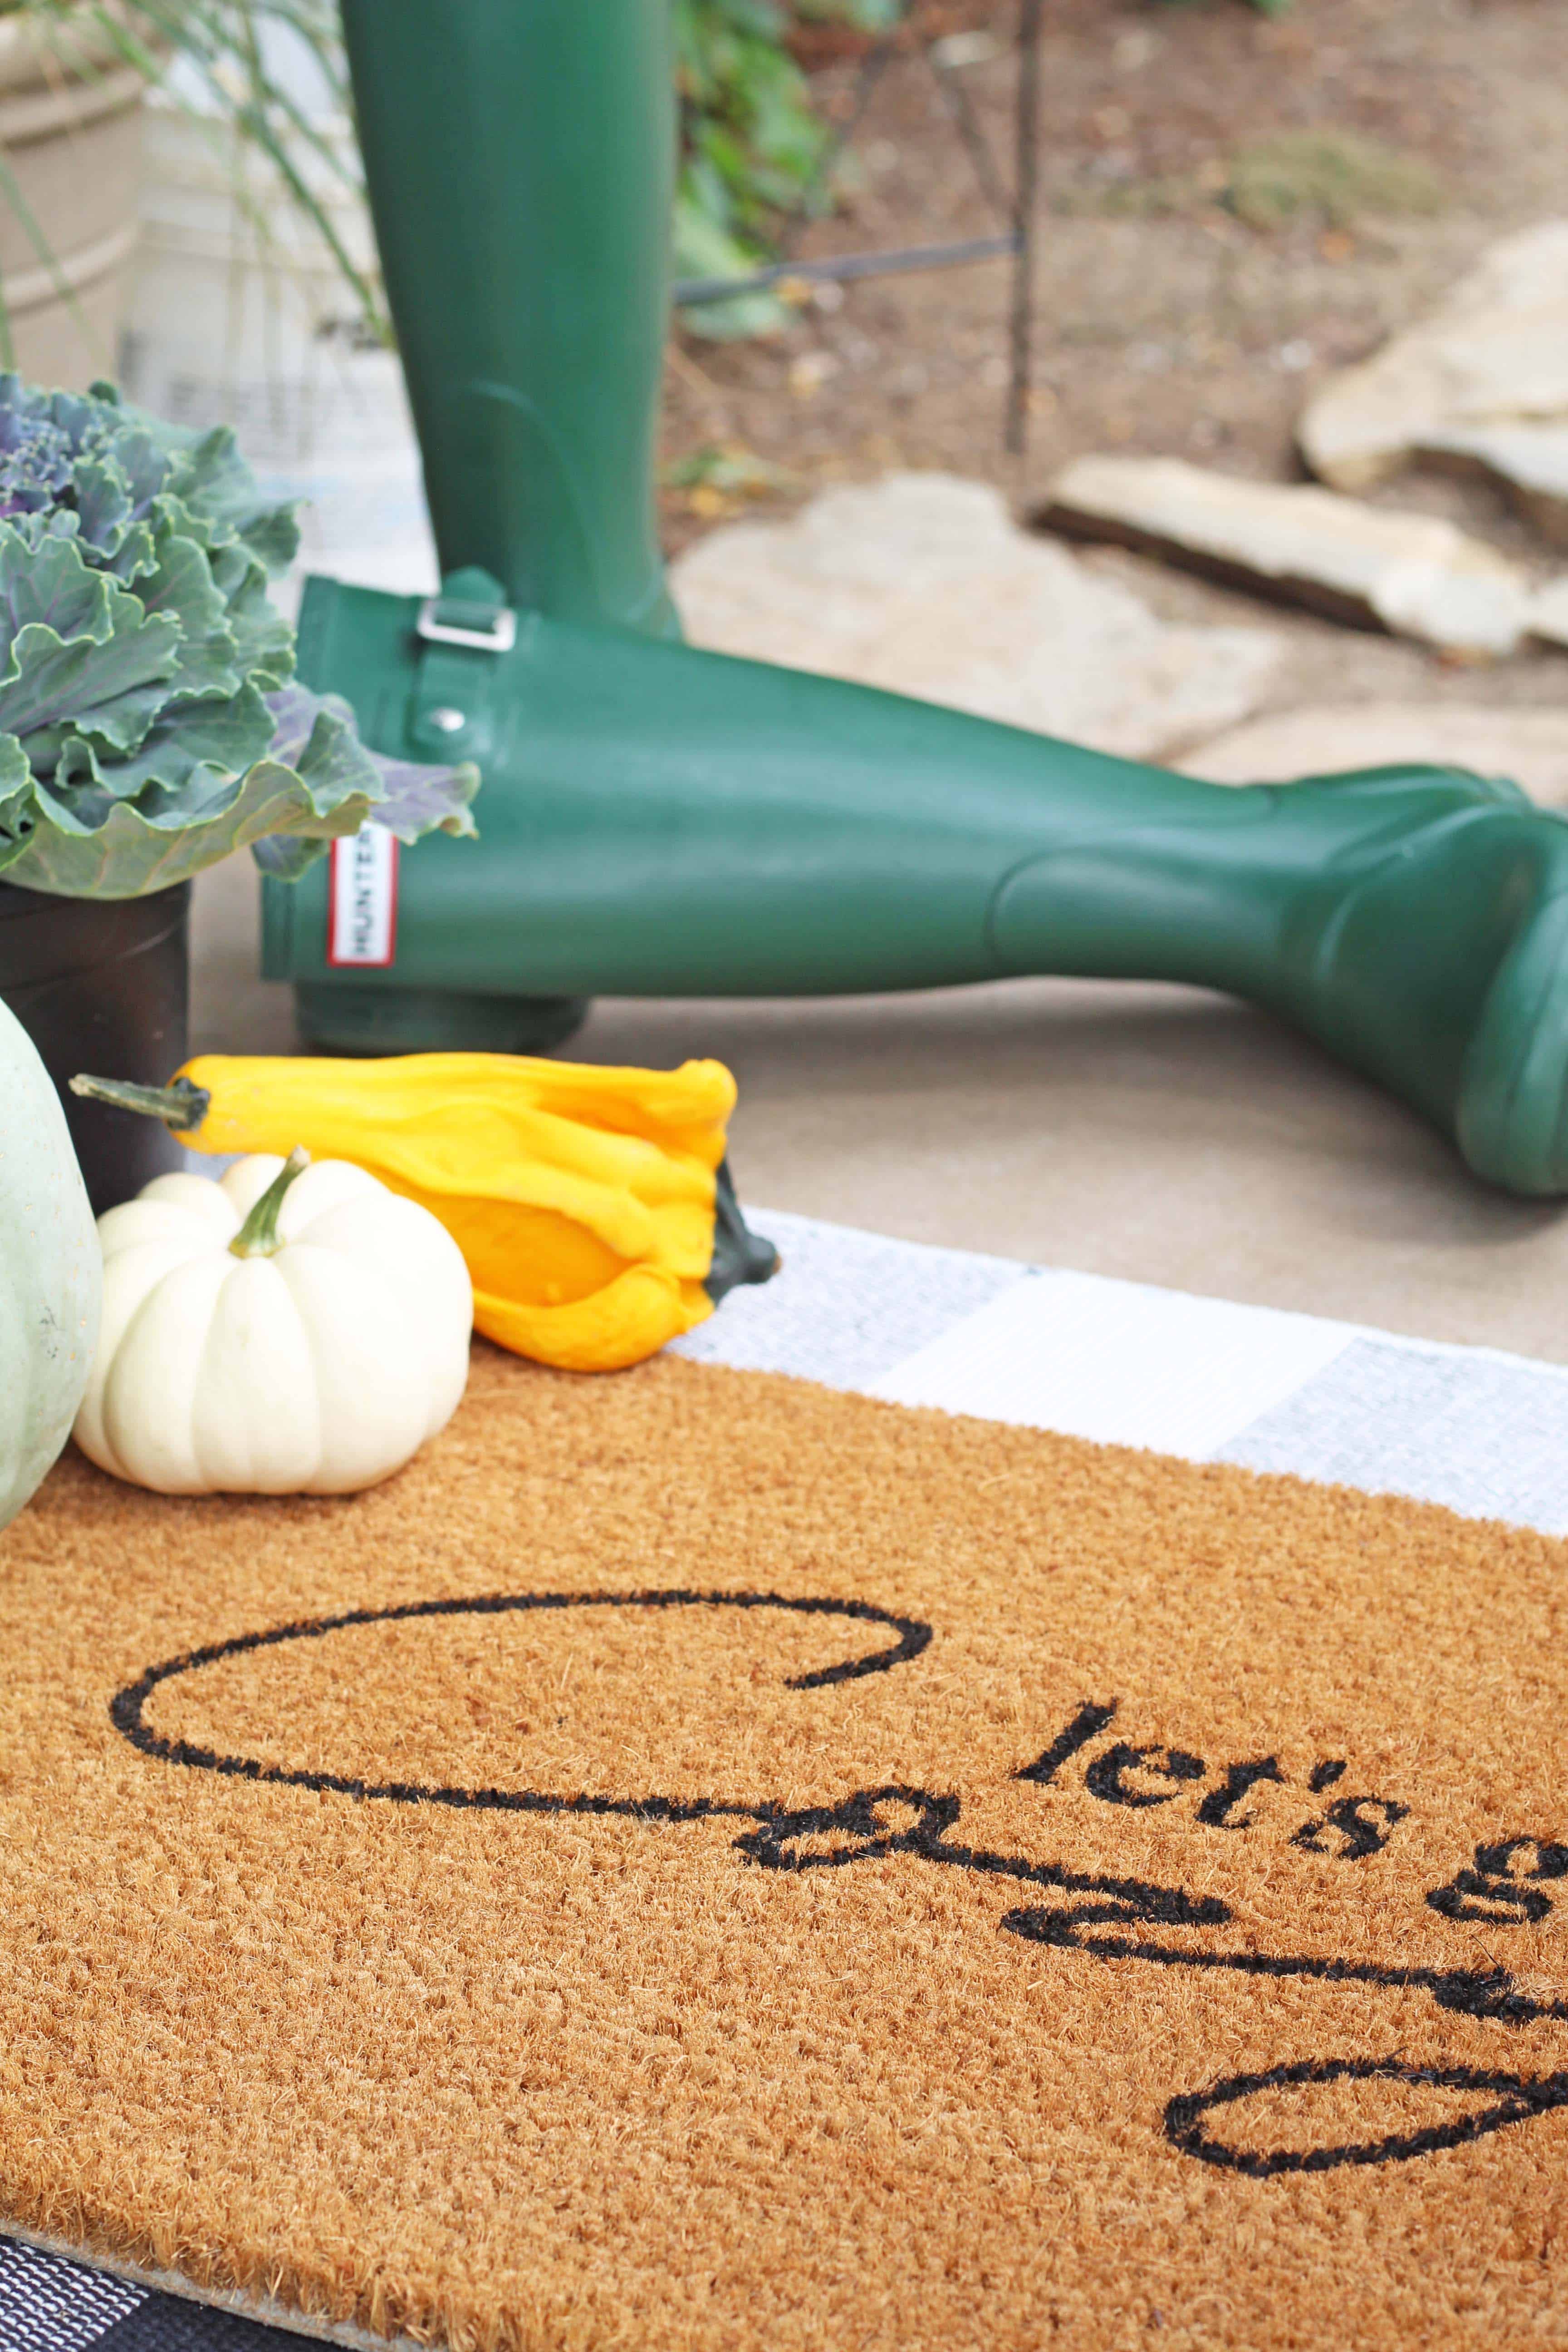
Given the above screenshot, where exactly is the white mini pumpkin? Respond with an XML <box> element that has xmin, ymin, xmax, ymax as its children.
<box><xmin>76</xmin><ymin>1151</ymin><xmax>473</xmax><ymax>1496</ymax></box>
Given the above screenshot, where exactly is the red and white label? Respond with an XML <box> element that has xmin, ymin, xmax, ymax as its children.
<box><xmin>327</xmin><ymin>825</ymin><xmax>399</xmax><ymax>967</ymax></box>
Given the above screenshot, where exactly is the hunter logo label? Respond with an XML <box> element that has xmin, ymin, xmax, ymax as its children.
<box><xmin>327</xmin><ymin>820</ymin><xmax>399</xmax><ymax>967</ymax></box>
<box><xmin>2</xmin><ymin>1352</ymin><xmax>1565</xmax><ymax>2348</ymax></box>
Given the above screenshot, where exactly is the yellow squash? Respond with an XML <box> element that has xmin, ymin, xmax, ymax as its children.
<box><xmin>73</xmin><ymin>1054</ymin><xmax>777</xmax><ymax>1373</ymax></box>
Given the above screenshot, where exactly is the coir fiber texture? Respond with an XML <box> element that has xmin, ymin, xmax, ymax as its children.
<box><xmin>1</xmin><ymin>1350</ymin><xmax>1567</xmax><ymax>2352</ymax></box>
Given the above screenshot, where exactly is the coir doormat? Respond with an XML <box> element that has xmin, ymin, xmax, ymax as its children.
<box><xmin>1</xmin><ymin>1352</ymin><xmax>1566</xmax><ymax>2352</ymax></box>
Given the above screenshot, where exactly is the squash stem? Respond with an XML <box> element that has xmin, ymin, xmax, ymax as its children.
<box><xmin>70</xmin><ymin>1073</ymin><xmax>212</xmax><ymax>1134</ymax></box>
<box><xmin>705</xmin><ymin>1159</ymin><xmax>779</xmax><ymax>1304</ymax></box>
<box><xmin>230</xmin><ymin>1148</ymin><xmax>311</xmax><ymax>1259</ymax></box>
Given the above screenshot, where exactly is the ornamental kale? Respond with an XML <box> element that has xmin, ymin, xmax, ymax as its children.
<box><xmin>0</xmin><ymin>376</ymin><xmax>477</xmax><ymax>899</ymax></box>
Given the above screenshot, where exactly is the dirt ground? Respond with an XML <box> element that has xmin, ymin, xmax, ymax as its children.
<box><xmin>660</xmin><ymin>0</ymin><xmax>1568</xmax><ymax>719</ymax></box>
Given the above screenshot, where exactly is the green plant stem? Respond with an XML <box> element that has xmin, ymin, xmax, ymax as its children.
<box><xmin>705</xmin><ymin>1158</ymin><xmax>779</xmax><ymax>1302</ymax></box>
<box><xmin>674</xmin><ymin>0</ymin><xmax>902</xmax><ymax>336</ymax></box>
<box><xmin>229</xmin><ymin>1146</ymin><xmax>309</xmax><ymax>1256</ymax></box>
<box><xmin>69</xmin><ymin>1073</ymin><xmax>212</xmax><ymax>1132</ymax></box>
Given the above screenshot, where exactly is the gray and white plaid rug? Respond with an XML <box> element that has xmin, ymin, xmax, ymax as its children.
<box><xmin>7</xmin><ymin>1208</ymin><xmax>1567</xmax><ymax>2350</ymax></box>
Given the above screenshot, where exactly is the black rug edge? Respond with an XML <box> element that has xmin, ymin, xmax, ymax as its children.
<box><xmin>1</xmin><ymin>2224</ymin><xmax>419</xmax><ymax>2352</ymax></box>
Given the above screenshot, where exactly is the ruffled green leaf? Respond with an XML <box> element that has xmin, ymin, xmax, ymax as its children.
<box><xmin>0</xmin><ymin>729</ymin><xmax>35</xmax><ymax>872</ymax></box>
<box><xmin>0</xmin><ymin>609</ymin><xmax>181</xmax><ymax>747</ymax></box>
<box><xmin>137</xmin><ymin>533</ymin><xmax>244</xmax><ymax>704</ymax></box>
<box><xmin>0</xmin><ymin>374</ymin><xmax>478</xmax><ymax>898</ymax></box>
<box><xmin>0</xmin><ymin>520</ymin><xmax>111</xmax><ymax>644</ymax></box>
<box><xmin>210</xmin><ymin>540</ymin><xmax>294</xmax><ymax>689</ymax></box>
<box><xmin>155</xmin><ymin>423</ymin><xmax>301</xmax><ymax>576</ymax></box>
<box><xmin>73</xmin><ymin>431</ymin><xmax>171</xmax><ymax>562</ymax></box>
<box><xmin>4</xmin><ymin>755</ymin><xmax>372</xmax><ymax>898</ymax></box>
<box><xmin>10</xmin><ymin>686</ymin><xmax>480</xmax><ymax>898</ymax></box>
<box><xmin>251</xmin><ymin>683</ymin><xmax>479</xmax><ymax>872</ymax></box>
<box><xmin>53</xmin><ymin>680</ymin><xmax>277</xmax><ymax>804</ymax></box>
<box><xmin>345</xmin><ymin>745</ymin><xmax>481</xmax><ymax>848</ymax></box>
<box><xmin>278</xmin><ymin>690</ymin><xmax>384</xmax><ymax>810</ymax></box>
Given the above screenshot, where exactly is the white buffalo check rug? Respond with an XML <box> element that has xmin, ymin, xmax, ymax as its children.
<box><xmin>5</xmin><ymin>1207</ymin><xmax>1568</xmax><ymax>2352</ymax></box>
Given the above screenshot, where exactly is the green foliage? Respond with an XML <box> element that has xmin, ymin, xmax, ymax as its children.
<box><xmin>1072</xmin><ymin>128</ymin><xmax>1446</xmax><ymax>233</ymax></box>
<box><xmin>1226</xmin><ymin>131</ymin><xmax>1446</xmax><ymax>230</ymax></box>
<box><xmin>674</xmin><ymin>0</ymin><xmax>899</xmax><ymax>339</ymax></box>
<box><xmin>0</xmin><ymin>377</ymin><xmax>476</xmax><ymax>899</ymax></box>
<box><xmin>662</xmin><ymin>440</ymin><xmax>799</xmax><ymax>517</ymax></box>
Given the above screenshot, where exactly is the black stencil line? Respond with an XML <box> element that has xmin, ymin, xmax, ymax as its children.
<box><xmin>739</xmin><ymin>1787</ymin><xmax>1231</xmax><ymax>1928</ymax></box>
<box><xmin>733</xmin><ymin>1798</ymin><xmax>1568</xmax><ymax>2040</ymax></box>
<box><xmin>113</xmin><ymin>1594</ymin><xmax>1568</xmax><ymax>2034</ymax></box>
<box><xmin>746</xmin><ymin>1803</ymin><xmax>1568</xmax><ymax>2170</ymax></box>
<box><xmin>110</xmin><ymin>1588</ymin><xmax>934</xmax><ymax>1811</ymax></box>
<box><xmin>1165</xmin><ymin>2058</ymin><xmax>1568</xmax><ymax>2176</ymax></box>
<box><xmin>998</xmin><ymin>1899</ymin><xmax>1568</xmax><ymax>2027</ymax></box>
<box><xmin>109</xmin><ymin>1594</ymin><xmax>1568</xmax><ymax>2178</ymax></box>
<box><xmin>1015</xmin><ymin>1699</ymin><xmax>1117</xmax><ymax>1785</ymax></box>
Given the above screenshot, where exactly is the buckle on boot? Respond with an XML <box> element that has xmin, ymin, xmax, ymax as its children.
<box><xmin>410</xmin><ymin>567</ymin><xmax>517</xmax><ymax>759</ymax></box>
<box><xmin>417</xmin><ymin>593</ymin><xmax>517</xmax><ymax>653</ymax></box>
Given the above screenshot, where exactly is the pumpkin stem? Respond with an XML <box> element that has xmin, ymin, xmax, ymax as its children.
<box><xmin>69</xmin><ymin>1073</ymin><xmax>212</xmax><ymax>1134</ymax></box>
<box><xmin>705</xmin><ymin>1158</ymin><xmax>779</xmax><ymax>1304</ymax></box>
<box><xmin>230</xmin><ymin>1148</ymin><xmax>311</xmax><ymax>1259</ymax></box>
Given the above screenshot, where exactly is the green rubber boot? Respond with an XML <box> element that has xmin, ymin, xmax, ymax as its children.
<box><xmin>340</xmin><ymin>0</ymin><xmax>675</xmax><ymax>639</ymax></box>
<box><xmin>989</xmin><ymin>758</ymin><xmax>1568</xmax><ymax>1196</ymax></box>
<box><xmin>275</xmin><ymin>0</ymin><xmax>1568</xmax><ymax>1197</ymax></box>
<box><xmin>306</xmin><ymin>0</ymin><xmax>681</xmax><ymax>1055</ymax></box>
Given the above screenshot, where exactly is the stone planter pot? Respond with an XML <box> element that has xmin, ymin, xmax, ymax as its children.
<box><xmin>0</xmin><ymin>9</ymin><xmax>149</xmax><ymax>388</ymax></box>
<box><xmin>0</xmin><ymin>879</ymin><xmax>190</xmax><ymax>1215</ymax></box>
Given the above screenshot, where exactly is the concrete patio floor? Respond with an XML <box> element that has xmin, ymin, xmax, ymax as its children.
<box><xmin>192</xmin><ymin>851</ymin><xmax>1568</xmax><ymax>1368</ymax></box>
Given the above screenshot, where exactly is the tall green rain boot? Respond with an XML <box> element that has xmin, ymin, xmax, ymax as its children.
<box><xmin>266</xmin><ymin>0</ymin><xmax>1568</xmax><ymax>1198</ymax></box>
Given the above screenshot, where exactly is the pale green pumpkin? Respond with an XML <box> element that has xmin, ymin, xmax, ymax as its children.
<box><xmin>0</xmin><ymin>1000</ymin><xmax>100</xmax><ymax>1532</ymax></box>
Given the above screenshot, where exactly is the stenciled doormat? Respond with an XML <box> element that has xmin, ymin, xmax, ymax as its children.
<box><xmin>1</xmin><ymin>1350</ymin><xmax>1566</xmax><ymax>2352</ymax></box>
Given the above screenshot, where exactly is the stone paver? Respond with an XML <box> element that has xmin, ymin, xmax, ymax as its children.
<box><xmin>1299</xmin><ymin>218</ymin><xmax>1568</xmax><ymax>537</ymax></box>
<box><xmin>1039</xmin><ymin>455</ymin><xmax>1532</xmax><ymax>658</ymax></box>
<box><xmin>669</xmin><ymin>470</ymin><xmax>1280</xmax><ymax>760</ymax></box>
<box><xmin>1181</xmin><ymin>700</ymin><xmax>1568</xmax><ymax>803</ymax></box>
